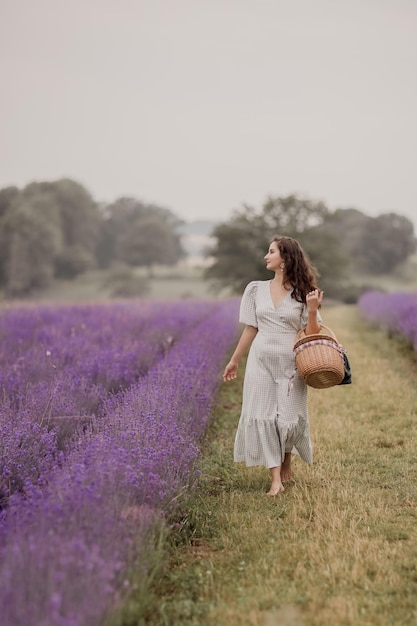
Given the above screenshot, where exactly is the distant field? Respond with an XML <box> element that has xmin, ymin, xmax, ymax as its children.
<box><xmin>2</xmin><ymin>253</ymin><xmax>417</xmax><ymax>306</ymax></box>
<box><xmin>15</xmin><ymin>264</ymin><xmax>233</xmax><ymax>304</ymax></box>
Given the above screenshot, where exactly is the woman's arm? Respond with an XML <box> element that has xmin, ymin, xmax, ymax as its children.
<box><xmin>305</xmin><ymin>289</ymin><xmax>323</xmax><ymax>335</ymax></box>
<box><xmin>223</xmin><ymin>325</ymin><xmax>258</xmax><ymax>381</ymax></box>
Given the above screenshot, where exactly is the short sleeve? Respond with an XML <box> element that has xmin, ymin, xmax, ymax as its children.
<box><xmin>239</xmin><ymin>281</ymin><xmax>258</xmax><ymax>327</ymax></box>
<box><xmin>300</xmin><ymin>304</ymin><xmax>323</xmax><ymax>329</ymax></box>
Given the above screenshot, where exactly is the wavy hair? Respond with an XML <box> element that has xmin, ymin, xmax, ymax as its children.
<box><xmin>271</xmin><ymin>235</ymin><xmax>320</xmax><ymax>303</ymax></box>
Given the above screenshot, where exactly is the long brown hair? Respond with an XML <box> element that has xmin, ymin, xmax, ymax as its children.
<box><xmin>271</xmin><ymin>235</ymin><xmax>320</xmax><ymax>303</ymax></box>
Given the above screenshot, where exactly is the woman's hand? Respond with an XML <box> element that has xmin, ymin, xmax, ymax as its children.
<box><xmin>223</xmin><ymin>360</ymin><xmax>238</xmax><ymax>381</ymax></box>
<box><xmin>306</xmin><ymin>289</ymin><xmax>323</xmax><ymax>311</ymax></box>
<box><xmin>222</xmin><ymin>325</ymin><xmax>258</xmax><ymax>382</ymax></box>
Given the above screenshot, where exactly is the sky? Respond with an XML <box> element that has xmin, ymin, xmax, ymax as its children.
<box><xmin>1</xmin><ymin>0</ymin><xmax>417</xmax><ymax>228</ymax></box>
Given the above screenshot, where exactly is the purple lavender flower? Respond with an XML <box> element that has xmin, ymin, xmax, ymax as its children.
<box><xmin>358</xmin><ymin>290</ymin><xmax>417</xmax><ymax>346</ymax></box>
<box><xmin>0</xmin><ymin>298</ymin><xmax>239</xmax><ymax>626</ymax></box>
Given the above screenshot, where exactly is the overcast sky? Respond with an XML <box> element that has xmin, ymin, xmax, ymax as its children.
<box><xmin>1</xmin><ymin>0</ymin><xmax>416</xmax><ymax>227</ymax></box>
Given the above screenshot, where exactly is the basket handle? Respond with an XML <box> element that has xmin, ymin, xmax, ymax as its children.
<box><xmin>296</xmin><ymin>324</ymin><xmax>338</xmax><ymax>342</ymax></box>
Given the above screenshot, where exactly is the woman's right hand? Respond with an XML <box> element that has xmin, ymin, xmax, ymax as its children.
<box><xmin>223</xmin><ymin>360</ymin><xmax>238</xmax><ymax>381</ymax></box>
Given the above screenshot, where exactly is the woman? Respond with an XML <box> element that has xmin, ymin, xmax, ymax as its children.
<box><xmin>223</xmin><ymin>235</ymin><xmax>323</xmax><ymax>496</ymax></box>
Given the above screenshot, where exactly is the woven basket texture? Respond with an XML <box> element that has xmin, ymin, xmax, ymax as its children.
<box><xmin>294</xmin><ymin>325</ymin><xmax>345</xmax><ymax>389</ymax></box>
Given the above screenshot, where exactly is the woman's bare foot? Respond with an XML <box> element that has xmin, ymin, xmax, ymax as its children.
<box><xmin>281</xmin><ymin>453</ymin><xmax>292</xmax><ymax>483</ymax></box>
<box><xmin>267</xmin><ymin>482</ymin><xmax>285</xmax><ymax>496</ymax></box>
<box><xmin>267</xmin><ymin>466</ymin><xmax>285</xmax><ymax>496</ymax></box>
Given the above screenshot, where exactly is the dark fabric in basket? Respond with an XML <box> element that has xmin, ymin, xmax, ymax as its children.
<box><xmin>338</xmin><ymin>353</ymin><xmax>352</xmax><ymax>385</ymax></box>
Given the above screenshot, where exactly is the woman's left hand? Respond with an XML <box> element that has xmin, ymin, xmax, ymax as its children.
<box><xmin>306</xmin><ymin>289</ymin><xmax>323</xmax><ymax>311</ymax></box>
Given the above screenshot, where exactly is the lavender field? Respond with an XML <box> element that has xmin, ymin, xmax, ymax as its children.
<box><xmin>358</xmin><ymin>290</ymin><xmax>417</xmax><ymax>347</ymax></box>
<box><xmin>0</xmin><ymin>298</ymin><xmax>239</xmax><ymax>626</ymax></box>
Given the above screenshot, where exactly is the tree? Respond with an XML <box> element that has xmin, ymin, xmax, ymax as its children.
<box><xmin>262</xmin><ymin>194</ymin><xmax>329</xmax><ymax>233</ymax></box>
<box><xmin>323</xmin><ymin>208</ymin><xmax>370</xmax><ymax>264</ymax></box>
<box><xmin>0</xmin><ymin>186</ymin><xmax>20</xmax><ymax>287</ymax></box>
<box><xmin>22</xmin><ymin>179</ymin><xmax>101</xmax><ymax>278</ymax></box>
<box><xmin>322</xmin><ymin>208</ymin><xmax>416</xmax><ymax>274</ymax></box>
<box><xmin>359</xmin><ymin>213</ymin><xmax>416</xmax><ymax>274</ymax></box>
<box><xmin>205</xmin><ymin>195</ymin><xmax>348</xmax><ymax>295</ymax></box>
<box><xmin>203</xmin><ymin>206</ymin><xmax>270</xmax><ymax>293</ymax></box>
<box><xmin>0</xmin><ymin>186</ymin><xmax>19</xmax><ymax>219</ymax></box>
<box><xmin>96</xmin><ymin>197</ymin><xmax>148</xmax><ymax>269</ymax></box>
<box><xmin>118</xmin><ymin>215</ymin><xmax>182</xmax><ymax>274</ymax></box>
<box><xmin>0</xmin><ymin>179</ymin><xmax>102</xmax><ymax>295</ymax></box>
<box><xmin>97</xmin><ymin>197</ymin><xmax>184</xmax><ymax>271</ymax></box>
<box><xmin>1</xmin><ymin>199</ymin><xmax>61</xmax><ymax>296</ymax></box>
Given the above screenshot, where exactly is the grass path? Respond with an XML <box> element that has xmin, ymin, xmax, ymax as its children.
<box><xmin>144</xmin><ymin>305</ymin><xmax>417</xmax><ymax>626</ymax></box>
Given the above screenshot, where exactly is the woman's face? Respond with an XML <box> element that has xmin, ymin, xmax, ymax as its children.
<box><xmin>264</xmin><ymin>241</ymin><xmax>283</xmax><ymax>271</ymax></box>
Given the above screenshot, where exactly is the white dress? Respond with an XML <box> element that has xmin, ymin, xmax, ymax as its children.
<box><xmin>234</xmin><ymin>280</ymin><xmax>321</xmax><ymax>468</ymax></box>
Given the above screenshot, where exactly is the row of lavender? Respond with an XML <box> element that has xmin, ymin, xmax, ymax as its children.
<box><xmin>358</xmin><ymin>290</ymin><xmax>417</xmax><ymax>347</ymax></box>
<box><xmin>0</xmin><ymin>300</ymin><xmax>211</xmax><ymax>499</ymax></box>
<box><xmin>0</xmin><ymin>298</ymin><xmax>239</xmax><ymax>626</ymax></box>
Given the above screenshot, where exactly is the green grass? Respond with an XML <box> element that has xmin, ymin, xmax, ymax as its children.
<box><xmin>118</xmin><ymin>305</ymin><xmax>417</xmax><ymax>626</ymax></box>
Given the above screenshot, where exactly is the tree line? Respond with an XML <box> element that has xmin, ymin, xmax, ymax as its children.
<box><xmin>0</xmin><ymin>179</ymin><xmax>415</xmax><ymax>300</ymax></box>
<box><xmin>0</xmin><ymin>179</ymin><xmax>184</xmax><ymax>297</ymax></box>
<box><xmin>204</xmin><ymin>195</ymin><xmax>416</xmax><ymax>302</ymax></box>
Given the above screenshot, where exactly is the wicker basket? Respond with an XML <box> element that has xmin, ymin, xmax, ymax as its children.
<box><xmin>293</xmin><ymin>325</ymin><xmax>345</xmax><ymax>389</ymax></box>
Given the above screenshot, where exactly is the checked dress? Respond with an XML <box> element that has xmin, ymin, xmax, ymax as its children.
<box><xmin>234</xmin><ymin>280</ymin><xmax>321</xmax><ymax>469</ymax></box>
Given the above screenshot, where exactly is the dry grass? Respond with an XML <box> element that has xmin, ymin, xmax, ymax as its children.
<box><xmin>141</xmin><ymin>305</ymin><xmax>417</xmax><ymax>626</ymax></box>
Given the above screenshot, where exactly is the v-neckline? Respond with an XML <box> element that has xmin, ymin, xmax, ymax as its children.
<box><xmin>269</xmin><ymin>280</ymin><xmax>292</xmax><ymax>310</ymax></box>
